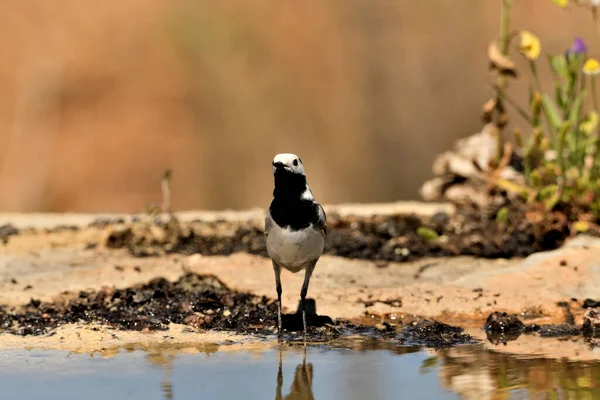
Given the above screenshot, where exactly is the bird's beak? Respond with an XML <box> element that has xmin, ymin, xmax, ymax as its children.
<box><xmin>272</xmin><ymin>162</ymin><xmax>286</xmax><ymax>170</ymax></box>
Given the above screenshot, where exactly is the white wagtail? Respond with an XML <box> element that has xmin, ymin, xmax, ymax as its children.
<box><xmin>265</xmin><ymin>153</ymin><xmax>327</xmax><ymax>334</ymax></box>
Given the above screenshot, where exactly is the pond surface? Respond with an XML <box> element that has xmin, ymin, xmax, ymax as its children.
<box><xmin>1</xmin><ymin>341</ymin><xmax>599</xmax><ymax>399</ymax></box>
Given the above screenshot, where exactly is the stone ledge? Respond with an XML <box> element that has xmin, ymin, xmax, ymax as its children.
<box><xmin>0</xmin><ymin>201</ymin><xmax>453</xmax><ymax>229</ymax></box>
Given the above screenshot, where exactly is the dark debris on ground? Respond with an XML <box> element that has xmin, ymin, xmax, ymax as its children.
<box><xmin>0</xmin><ymin>273</ymin><xmax>473</xmax><ymax>348</ymax></box>
<box><xmin>101</xmin><ymin>201</ymin><xmax>570</xmax><ymax>262</ymax></box>
<box><xmin>0</xmin><ymin>273</ymin><xmax>278</xmax><ymax>336</ymax></box>
<box><xmin>483</xmin><ymin>307</ymin><xmax>600</xmax><ymax>345</ymax></box>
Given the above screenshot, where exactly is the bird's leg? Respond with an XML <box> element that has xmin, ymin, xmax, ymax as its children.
<box><xmin>273</xmin><ymin>261</ymin><xmax>283</xmax><ymax>333</ymax></box>
<box><xmin>300</xmin><ymin>261</ymin><xmax>316</xmax><ymax>335</ymax></box>
<box><xmin>275</xmin><ymin>346</ymin><xmax>283</xmax><ymax>400</ymax></box>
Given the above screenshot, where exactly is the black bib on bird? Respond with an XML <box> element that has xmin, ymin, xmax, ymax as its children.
<box><xmin>269</xmin><ymin>168</ymin><xmax>321</xmax><ymax>231</ymax></box>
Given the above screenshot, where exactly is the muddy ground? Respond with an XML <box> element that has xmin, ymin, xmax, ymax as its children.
<box><xmin>0</xmin><ymin>273</ymin><xmax>473</xmax><ymax>348</ymax></box>
<box><xmin>99</xmin><ymin>201</ymin><xmax>568</xmax><ymax>261</ymax></box>
<box><xmin>0</xmin><ymin>269</ymin><xmax>597</xmax><ymax>351</ymax></box>
<box><xmin>1</xmin><ymin>203</ymin><xmax>600</xmax><ymax>358</ymax></box>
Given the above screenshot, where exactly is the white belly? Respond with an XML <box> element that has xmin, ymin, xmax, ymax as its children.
<box><xmin>266</xmin><ymin>224</ymin><xmax>324</xmax><ymax>272</ymax></box>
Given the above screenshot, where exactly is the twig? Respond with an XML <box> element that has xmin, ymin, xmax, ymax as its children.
<box><xmin>486</xmin><ymin>79</ymin><xmax>533</xmax><ymax>125</ymax></box>
<box><xmin>494</xmin><ymin>0</ymin><xmax>512</xmax><ymax>164</ymax></box>
<box><xmin>161</xmin><ymin>168</ymin><xmax>173</xmax><ymax>215</ymax></box>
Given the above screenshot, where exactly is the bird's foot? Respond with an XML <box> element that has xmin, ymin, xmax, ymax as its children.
<box><xmin>277</xmin><ymin>306</ymin><xmax>283</xmax><ymax>335</ymax></box>
<box><xmin>302</xmin><ymin>309</ymin><xmax>307</xmax><ymax>335</ymax></box>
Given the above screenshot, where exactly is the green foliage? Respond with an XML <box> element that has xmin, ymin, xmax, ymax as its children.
<box><xmin>416</xmin><ymin>227</ymin><xmax>439</xmax><ymax>241</ymax></box>
<box><xmin>493</xmin><ymin>1</ymin><xmax>600</xmax><ymax>221</ymax></box>
<box><xmin>496</xmin><ymin>206</ymin><xmax>509</xmax><ymax>224</ymax></box>
<box><xmin>419</xmin><ymin>356</ymin><xmax>438</xmax><ymax>374</ymax></box>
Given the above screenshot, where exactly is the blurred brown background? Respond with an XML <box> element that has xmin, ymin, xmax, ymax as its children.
<box><xmin>0</xmin><ymin>0</ymin><xmax>597</xmax><ymax>212</ymax></box>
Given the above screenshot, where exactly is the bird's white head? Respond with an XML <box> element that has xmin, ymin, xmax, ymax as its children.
<box><xmin>272</xmin><ymin>153</ymin><xmax>305</xmax><ymax>176</ymax></box>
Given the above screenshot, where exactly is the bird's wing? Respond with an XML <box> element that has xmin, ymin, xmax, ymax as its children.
<box><xmin>312</xmin><ymin>203</ymin><xmax>327</xmax><ymax>236</ymax></box>
<box><xmin>264</xmin><ymin>210</ymin><xmax>274</xmax><ymax>237</ymax></box>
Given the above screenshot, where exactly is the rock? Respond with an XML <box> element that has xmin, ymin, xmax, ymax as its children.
<box><xmin>105</xmin><ymin>227</ymin><xmax>133</xmax><ymax>249</ymax></box>
<box><xmin>0</xmin><ymin>223</ymin><xmax>19</xmax><ymax>244</ymax></box>
<box><xmin>375</xmin><ymin>323</ymin><xmax>387</xmax><ymax>331</ymax></box>
<box><xmin>444</xmin><ymin>184</ymin><xmax>490</xmax><ymax>208</ymax></box>
<box><xmin>183</xmin><ymin>313</ymin><xmax>207</xmax><ymax>329</ymax></box>
<box><xmin>534</xmin><ymin>324</ymin><xmax>581</xmax><ymax>338</ymax></box>
<box><xmin>582</xmin><ymin>308</ymin><xmax>600</xmax><ymax>337</ymax></box>
<box><xmin>398</xmin><ymin>319</ymin><xmax>472</xmax><ymax>347</ymax></box>
<box><xmin>582</xmin><ymin>299</ymin><xmax>600</xmax><ymax>309</ymax></box>
<box><xmin>420</xmin><ymin>177</ymin><xmax>450</xmax><ymax>201</ymax></box>
<box><xmin>419</xmin><ymin>123</ymin><xmax>525</xmax><ymax>205</ymax></box>
<box><xmin>484</xmin><ymin>312</ymin><xmax>524</xmax><ymax>333</ymax></box>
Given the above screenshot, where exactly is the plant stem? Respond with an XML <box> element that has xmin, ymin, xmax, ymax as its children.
<box><xmin>591</xmin><ymin>76</ymin><xmax>600</xmax><ymax>165</ymax></box>
<box><xmin>495</xmin><ymin>0</ymin><xmax>512</xmax><ymax>165</ymax></box>
<box><xmin>528</xmin><ymin>61</ymin><xmax>543</xmax><ymax>94</ymax></box>
<box><xmin>593</xmin><ymin>7</ymin><xmax>600</xmax><ymax>46</ymax></box>
<box><xmin>487</xmin><ymin>80</ymin><xmax>534</xmax><ymax>125</ymax></box>
<box><xmin>575</xmin><ymin>66</ymin><xmax>587</xmax><ymax>169</ymax></box>
<box><xmin>161</xmin><ymin>168</ymin><xmax>173</xmax><ymax>215</ymax></box>
<box><xmin>499</xmin><ymin>0</ymin><xmax>511</xmax><ymax>55</ymax></box>
<box><xmin>592</xmin><ymin>76</ymin><xmax>599</xmax><ymax>116</ymax></box>
<box><xmin>529</xmin><ymin>60</ymin><xmax>559</xmax><ymax>147</ymax></box>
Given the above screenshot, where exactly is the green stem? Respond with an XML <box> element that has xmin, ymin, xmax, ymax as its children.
<box><xmin>529</xmin><ymin>61</ymin><xmax>543</xmax><ymax>93</ymax></box>
<box><xmin>487</xmin><ymin>81</ymin><xmax>534</xmax><ymax>125</ymax></box>
<box><xmin>499</xmin><ymin>0</ymin><xmax>511</xmax><ymax>55</ymax></box>
<box><xmin>529</xmin><ymin>60</ymin><xmax>558</xmax><ymax>143</ymax></box>
<box><xmin>563</xmin><ymin>72</ymin><xmax>577</xmax><ymax>121</ymax></box>
<box><xmin>593</xmin><ymin>8</ymin><xmax>600</xmax><ymax>46</ymax></box>
<box><xmin>592</xmin><ymin>76</ymin><xmax>600</xmax><ymax>165</ymax></box>
<box><xmin>574</xmin><ymin>68</ymin><xmax>587</xmax><ymax>169</ymax></box>
<box><xmin>592</xmin><ymin>76</ymin><xmax>599</xmax><ymax>115</ymax></box>
<box><xmin>590</xmin><ymin>6</ymin><xmax>600</xmax><ymax>174</ymax></box>
<box><xmin>495</xmin><ymin>0</ymin><xmax>512</xmax><ymax>165</ymax></box>
<box><xmin>557</xmin><ymin>122</ymin><xmax>571</xmax><ymax>179</ymax></box>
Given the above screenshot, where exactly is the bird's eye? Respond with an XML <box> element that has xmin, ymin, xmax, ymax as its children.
<box><xmin>293</xmin><ymin>159</ymin><xmax>298</xmax><ymax>166</ymax></box>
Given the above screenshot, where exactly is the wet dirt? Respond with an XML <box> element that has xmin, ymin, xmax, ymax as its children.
<box><xmin>0</xmin><ymin>273</ymin><xmax>277</xmax><ymax>336</ymax></box>
<box><xmin>0</xmin><ymin>223</ymin><xmax>18</xmax><ymax>244</ymax></box>
<box><xmin>102</xmin><ymin>202</ymin><xmax>568</xmax><ymax>262</ymax></box>
<box><xmin>0</xmin><ymin>273</ymin><xmax>474</xmax><ymax>348</ymax></box>
<box><xmin>482</xmin><ymin>307</ymin><xmax>600</xmax><ymax>346</ymax></box>
<box><xmin>1</xmin><ymin>206</ymin><xmax>599</xmax><ymax>356</ymax></box>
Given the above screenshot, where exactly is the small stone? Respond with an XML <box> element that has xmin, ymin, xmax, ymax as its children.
<box><xmin>184</xmin><ymin>313</ymin><xmax>206</xmax><ymax>328</ymax></box>
<box><xmin>375</xmin><ymin>323</ymin><xmax>387</xmax><ymax>331</ymax></box>
<box><xmin>583</xmin><ymin>299</ymin><xmax>600</xmax><ymax>309</ymax></box>
<box><xmin>179</xmin><ymin>301</ymin><xmax>194</xmax><ymax>313</ymax></box>
<box><xmin>583</xmin><ymin>308</ymin><xmax>600</xmax><ymax>337</ymax></box>
<box><xmin>484</xmin><ymin>311</ymin><xmax>524</xmax><ymax>333</ymax></box>
<box><xmin>0</xmin><ymin>224</ymin><xmax>19</xmax><ymax>236</ymax></box>
<box><xmin>223</xmin><ymin>310</ymin><xmax>232</xmax><ymax>317</ymax></box>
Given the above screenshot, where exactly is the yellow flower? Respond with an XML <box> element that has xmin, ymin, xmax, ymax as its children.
<box><xmin>580</xmin><ymin>111</ymin><xmax>599</xmax><ymax>134</ymax></box>
<box><xmin>552</xmin><ymin>0</ymin><xmax>568</xmax><ymax>7</ymax></box>
<box><xmin>519</xmin><ymin>31</ymin><xmax>541</xmax><ymax>60</ymax></box>
<box><xmin>583</xmin><ymin>57</ymin><xmax>600</xmax><ymax>75</ymax></box>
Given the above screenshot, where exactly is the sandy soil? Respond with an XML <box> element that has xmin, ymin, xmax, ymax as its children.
<box><xmin>1</xmin><ymin>205</ymin><xmax>599</xmax><ymax>360</ymax></box>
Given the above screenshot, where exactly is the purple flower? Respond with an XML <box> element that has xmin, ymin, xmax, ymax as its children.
<box><xmin>571</xmin><ymin>37</ymin><xmax>588</xmax><ymax>54</ymax></box>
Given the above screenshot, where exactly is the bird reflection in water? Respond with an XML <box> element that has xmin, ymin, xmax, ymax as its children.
<box><xmin>146</xmin><ymin>351</ymin><xmax>175</xmax><ymax>400</ymax></box>
<box><xmin>276</xmin><ymin>346</ymin><xmax>315</xmax><ymax>400</ymax></box>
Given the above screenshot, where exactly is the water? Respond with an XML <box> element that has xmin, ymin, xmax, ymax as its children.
<box><xmin>1</xmin><ymin>342</ymin><xmax>599</xmax><ymax>399</ymax></box>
